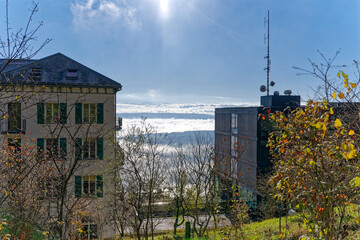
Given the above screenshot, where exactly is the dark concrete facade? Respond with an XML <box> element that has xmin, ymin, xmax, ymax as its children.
<box><xmin>215</xmin><ymin>95</ymin><xmax>301</xmax><ymax>200</ymax></box>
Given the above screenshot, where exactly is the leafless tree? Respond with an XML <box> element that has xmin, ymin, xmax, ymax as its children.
<box><xmin>116</xmin><ymin>121</ymin><xmax>168</xmax><ymax>240</ymax></box>
<box><xmin>184</xmin><ymin>133</ymin><xmax>218</xmax><ymax>238</ymax></box>
<box><xmin>0</xmin><ymin>0</ymin><xmax>51</xmax><ymax>74</ymax></box>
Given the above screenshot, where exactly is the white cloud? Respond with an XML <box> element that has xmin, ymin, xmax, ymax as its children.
<box><xmin>116</xmin><ymin>103</ymin><xmax>253</xmax><ymax>115</ymax></box>
<box><xmin>122</xmin><ymin>118</ymin><xmax>214</xmax><ymax>133</ymax></box>
<box><xmin>71</xmin><ymin>0</ymin><xmax>142</xmax><ymax>30</ymax></box>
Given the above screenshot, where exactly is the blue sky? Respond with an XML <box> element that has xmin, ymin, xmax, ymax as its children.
<box><xmin>3</xmin><ymin>0</ymin><xmax>360</xmax><ymax>105</ymax></box>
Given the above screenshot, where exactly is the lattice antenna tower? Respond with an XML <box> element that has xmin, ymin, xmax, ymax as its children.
<box><xmin>260</xmin><ymin>10</ymin><xmax>275</xmax><ymax>95</ymax></box>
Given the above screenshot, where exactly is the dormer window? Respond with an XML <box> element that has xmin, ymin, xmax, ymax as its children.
<box><xmin>66</xmin><ymin>69</ymin><xmax>78</xmax><ymax>80</ymax></box>
<box><xmin>30</xmin><ymin>68</ymin><xmax>42</xmax><ymax>80</ymax></box>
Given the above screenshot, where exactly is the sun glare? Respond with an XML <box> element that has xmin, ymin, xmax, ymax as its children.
<box><xmin>159</xmin><ymin>0</ymin><xmax>169</xmax><ymax>19</ymax></box>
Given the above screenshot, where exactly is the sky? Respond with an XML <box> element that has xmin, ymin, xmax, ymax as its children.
<box><xmin>2</xmin><ymin>0</ymin><xmax>360</xmax><ymax>105</ymax></box>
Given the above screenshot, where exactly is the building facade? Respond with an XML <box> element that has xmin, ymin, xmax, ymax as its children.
<box><xmin>0</xmin><ymin>53</ymin><xmax>122</xmax><ymax>239</ymax></box>
<box><xmin>215</xmin><ymin>95</ymin><xmax>300</xmax><ymax>203</ymax></box>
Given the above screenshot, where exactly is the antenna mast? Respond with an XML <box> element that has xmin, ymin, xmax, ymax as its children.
<box><xmin>260</xmin><ymin>10</ymin><xmax>275</xmax><ymax>95</ymax></box>
<box><xmin>265</xmin><ymin>10</ymin><xmax>270</xmax><ymax>96</ymax></box>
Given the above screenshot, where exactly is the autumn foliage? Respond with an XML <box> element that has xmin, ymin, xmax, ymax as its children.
<box><xmin>262</xmin><ymin>99</ymin><xmax>360</xmax><ymax>239</ymax></box>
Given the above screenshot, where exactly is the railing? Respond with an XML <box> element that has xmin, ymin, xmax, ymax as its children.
<box><xmin>0</xmin><ymin>119</ymin><xmax>26</xmax><ymax>134</ymax></box>
<box><xmin>115</xmin><ymin>117</ymin><xmax>122</xmax><ymax>131</ymax></box>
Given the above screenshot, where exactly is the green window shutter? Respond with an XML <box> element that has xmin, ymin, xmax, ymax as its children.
<box><xmin>75</xmin><ymin>176</ymin><xmax>82</xmax><ymax>197</ymax></box>
<box><xmin>75</xmin><ymin>103</ymin><xmax>82</xmax><ymax>124</ymax></box>
<box><xmin>60</xmin><ymin>138</ymin><xmax>67</xmax><ymax>160</ymax></box>
<box><xmin>75</xmin><ymin>138</ymin><xmax>82</xmax><ymax>160</ymax></box>
<box><xmin>97</xmin><ymin>103</ymin><xmax>104</xmax><ymax>124</ymax></box>
<box><xmin>97</xmin><ymin>138</ymin><xmax>103</xmax><ymax>160</ymax></box>
<box><xmin>37</xmin><ymin>103</ymin><xmax>44</xmax><ymax>124</ymax></box>
<box><xmin>37</xmin><ymin>138</ymin><xmax>44</xmax><ymax>160</ymax></box>
<box><xmin>60</xmin><ymin>103</ymin><xmax>67</xmax><ymax>124</ymax></box>
<box><xmin>96</xmin><ymin>175</ymin><xmax>103</xmax><ymax>198</ymax></box>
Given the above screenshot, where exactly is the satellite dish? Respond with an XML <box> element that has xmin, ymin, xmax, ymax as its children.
<box><xmin>260</xmin><ymin>85</ymin><xmax>266</xmax><ymax>92</ymax></box>
<box><xmin>274</xmin><ymin>91</ymin><xmax>279</xmax><ymax>96</ymax></box>
<box><xmin>270</xmin><ymin>81</ymin><xmax>275</xmax><ymax>86</ymax></box>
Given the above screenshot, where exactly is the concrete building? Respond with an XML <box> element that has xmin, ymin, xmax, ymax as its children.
<box><xmin>0</xmin><ymin>53</ymin><xmax>122</xmax><ymax>239</ymax></box>
<box><xmin>215</xmin><ymin>94</ymin><xmax>300</xmax><ymax>204</ymax></box>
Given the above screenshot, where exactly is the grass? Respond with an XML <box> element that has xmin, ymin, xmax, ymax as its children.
<box><xmin>119</xmin><ymin>215</ymin><xmax>307</xmax><ymax>240</ymax></box>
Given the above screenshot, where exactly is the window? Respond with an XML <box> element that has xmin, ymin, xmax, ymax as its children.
<box><xmin>82</xmin><ymin>218</ymin><xmax>98</xmax><ymax>240</ymax></box>
<box><xmin>84</xmin><ymin>139</ymin><xmax>96</xmax><ymax>160</ymax></box>
<box><xmin>30</xmin><ymin>68</ymin><xmax>42</xmax><ymax>80</ymax></box>
<box><xmin>231</xmin><ymin>136</ymin><xmax>238</xmax><ymax>158</ymax></box>
<box><xmin>65</xmin><ymin>69</ymin><xmax>78</xmax><ymax>80</ymax></box>
<box><xmin>38</xmin><ymin>103</ymin><xmax>67</xmax><ymax>124</ymax></box>
<box><xmin>75</xmin><ymin>175</ymin><xmax>103</xmax><ymax>198</ymax></box>
<box><xmin>8</xmin><ymin>103</ymin><xmax>21</xmax><ymax>131</ymax></box>
<box><xmin>231</xmin><ymin>113</ymin><xmax>238</xmax><ymax>134</ymax></box>
<box><xmin>75</xmin><ymin>138</ymin><xmax>103</xmax><ymax>160</ymax></box>
<box><xmin>83</xmin><ymin>104</ymin><xmax>96</xmax><ymax>123</ymax></box>
<box><xmin>46</xmin><ymin>103</ymin><xmax>59</xmax><ymax>123</ymax></box>
<box><xmin>41</xmin><ymin>177</ymin><xmax>61</xmax><ymax>199</ymax></box>
<box><xmin>37</xmin><ymin>138</ymin><xmax>67</xmax><ymax>161</ymax></box>
<box><xmin>46</xmin><ymin>138</ymin><xmax>59</xmax><ymax>158</ymax></box>
<box><xmin>75</xmin><ymin>103</ymin><xmax>104</xmax><ymax>124</ymax></box>
<box><xmin>83</xmin><ymin>224</ymin><xmax>97</xmax><ymax>239</ymax></box>
<box><xmin>83</xmin><ymin>176</ymin><xmax>96</xmax><ymax>195</ymax></box>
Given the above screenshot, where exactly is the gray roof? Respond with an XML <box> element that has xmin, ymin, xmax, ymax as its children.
<box><xmin>0</xmin><ymin>53</ymin><xmax>122</xmax><ymax>91</ymax></box>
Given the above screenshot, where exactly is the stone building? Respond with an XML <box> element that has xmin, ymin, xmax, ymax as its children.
<box><xmin>0</xmin><ymin>53</ymin><xmax>122</xmax><ymax>239</ymax></box>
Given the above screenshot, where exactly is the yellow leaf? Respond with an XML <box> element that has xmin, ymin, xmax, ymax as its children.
<box><xmin>337</xmin><ymin>72</ymin><xmax>341</xmax><ymax>78</ymax></box>
<box><xmin>341</xmin><ymin>143</ymin><xmax>348</xmax><ymax>151</ymax></box>
<box><xmin>315</xmin><ymin>122</ymin><xmax>322</xmax><ymax>129</ymax></box>
<box><xmin>332</xmin><ymin>92</ymin><xmax>337</xmax><ymax>99</ymax></box>
<box><xmin>330</xmin><ymin>108</ymin><xmax>334</xmax><ymax>114</ymax></box>
<box><xmin>355</xmin><ymin>217</ymin><xmax>360</xmax><ymax>224</ymax></box>
<box><xmin>349</xmin><ymin>130</ymin><xmax>355</xmax><ymax>135</ymax></box>
<box><xmin>355</xmin><ymin>177</ymin><xmax>360</xmax><ymax>187</ymax></box>
<box><xmin>351</xmin><ymin>83</ymin><xmax>357</xmax><ymax>88</ymax></box>
<box><xmin>347</xmin><ymin>149</ymin><xmax>357</xmax><ymax>159</ymax></box>
<box><xmin>342</xmin><ymin>71</ymin><xmax>349</xmax><ymax>78</ymax></box>
<box><xmin>338</xmin><ymin>92</ymin><xmax>345</xmax><ymax>99</ymax></box>
<box><xmin>334</xmin><ymin>119</ymin><xmax>342</xmax><ymax>128</ymax></box>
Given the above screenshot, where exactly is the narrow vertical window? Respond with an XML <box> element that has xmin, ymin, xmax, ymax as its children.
<box><xmin>46</xmin><ymin>138</ymin><xmax>59</xmax><ymax>159</ymax></box>
<box><xmin>231</xmin><ymin>113</ymin><xmax>238</xmax><ymax>134</ymax></box>
<box><xmin>84</xmin><ymin>139</ymin><xmax>96</xmax><ymax>160</ymax></box>
<box><xmin>46</xmin><ymin>103</ymin><xmax>59</xmax><ymax>123</ymax></box>
<box><xmin>83</xmin><ymin>104</ymin><xmax>96</xmax><ymax>123</ymax></box>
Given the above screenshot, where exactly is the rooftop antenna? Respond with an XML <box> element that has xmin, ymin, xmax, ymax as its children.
<box><xmin>264</xmin><ymin>10</ymin><xmax>271</xmax><ymax>96</ymax></box>
<box><xmin>260</xmin><ymin>10</ymin><xmax>274</xmax><ymax>95</ymax></box>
